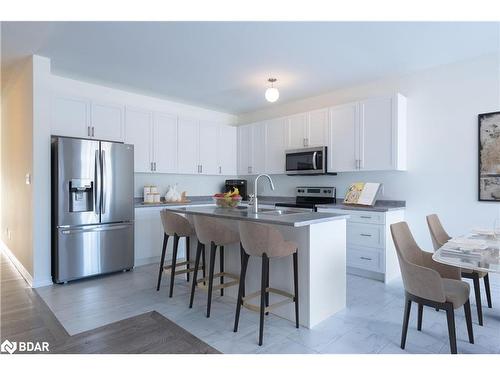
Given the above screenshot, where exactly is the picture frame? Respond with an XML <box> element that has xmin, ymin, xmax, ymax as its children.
<box><xmin>479</xmin><ymin>111</ymin><xmax>500</xmax><ymax>201</ymax></box>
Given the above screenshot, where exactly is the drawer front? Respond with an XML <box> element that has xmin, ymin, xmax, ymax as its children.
<box><xmin>347</xmin><ymin>246</ymin><xmax>383</xmax><ymax>272</ymax></box>
<box><xmin>347</xmin><ymin>223</ymin><xmax>384</xmax><ymax>248</ymax></box>
<box><xmin>347</xmin><ymin>211</ymin><xmax>385</xmax><ymax>225</ymax></box>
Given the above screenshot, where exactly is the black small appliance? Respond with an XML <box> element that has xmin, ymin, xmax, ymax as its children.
<box><xmin>225</xmin><ymin>179</ymin><xmax>248</xmax><ymax>201</ymax></box>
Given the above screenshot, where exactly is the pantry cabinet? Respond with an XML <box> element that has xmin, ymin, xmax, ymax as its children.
<box><xmin>51</xmin><ymin>95</ymin><xmax>124</xmax><ymax>142</ymax></box>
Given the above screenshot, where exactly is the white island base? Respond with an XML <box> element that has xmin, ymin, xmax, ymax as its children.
<box><xmin>196</xmin><ymin>219</ymin><xmax>347</xmax><ymax>329</ymax></box>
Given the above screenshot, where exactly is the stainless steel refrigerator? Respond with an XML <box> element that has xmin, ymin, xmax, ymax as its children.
<box><xmin>51</xmin><ymin>136</ymin><xmax>134</xmax><ymax>283</ymax></box>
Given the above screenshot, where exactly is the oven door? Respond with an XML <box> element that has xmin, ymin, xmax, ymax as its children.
<box><xmin>285</xmin><ymin>147</ymin><xmax>326</xmax><ymax>175</ymax></box>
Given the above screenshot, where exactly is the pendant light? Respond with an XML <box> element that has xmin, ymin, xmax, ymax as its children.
<box><xmin>265</xmin><ymin>78</ymin><xmax>279</xmax><ymax>103</ymax></box>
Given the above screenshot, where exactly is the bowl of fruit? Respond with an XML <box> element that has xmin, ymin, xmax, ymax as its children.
<box><xmin>213</xmin><ymin>188</ymin><xmax>242</xmax><ymax>208</ymax></box>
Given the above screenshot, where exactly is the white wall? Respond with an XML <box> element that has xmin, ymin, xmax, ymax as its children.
<box><xmin>134</xmin><ymin>173</ymin><xmax>233</xmax><ymax>197</ymax></box>
<box><xmin>240</xmin><ymin>54</ymin><xmax>500</xmax><ymax>250</ymax></box>
<box><xmin>1</xmin><ymin>57</ymin><xmax>34</xmax><ymax>276</ymax></box>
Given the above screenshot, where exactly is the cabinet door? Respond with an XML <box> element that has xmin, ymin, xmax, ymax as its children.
<box><xmin>217</xmin><ymin>125</ymin><xmax>237</xmax><ymax>175</ymax></box>
<box><xmin>51</xmin><ymin>96</ymin><xmax>90</xmax><ymax>138</ymax></box>
<box><xmin>154</xmin><ymin>112</ymin><xmax>178</xmax><ymax>173</ymax></box>
<box><xmin>237</xmin><ymin>125</ymin><xmax>252</xmax><ymax>175</ymax></box>
<box><xmin>286</xmin><ymin>113</ymin><xmax>307</xmax><ymax>149</ymax></box>
<box><xmin>307</xmin><ymin>108</ymin><xmax>329</xmax><ymax>147</ymax></box>
<box><xmin>177</xmin><ymin>117</ymin><xmax>200</xmax><ymax>174</ymax></box>
<box><xmin>199</xmin><ymin>121</ymin><xmax>219</xmax><ymax>175</ymax></box>
<box><xmin>125</xmin><ymin>108</ymin><xmax>153</xmax><ymax>173</ymax></box>
<box><xmin>91</xmin><ymin>102</ymin><xmax>124</xmax><ymax>141</ymax></box>
<box><xmin>360</xmin><ymin>97</ymin><xmax>393</xmax><ymax>170</ymax></box>
<box><xmin>265</xmin><ymin>118</ymin><xmax>287</xmax><ymax>174</ymax></box>
<box><xmin>328</xmin><ymin>103</ymin><xmax>359</xmax><ymax>172</ymax></box>
<box><xmin>251</xmin><ymin>122</ymin><xmax>266</xmax><ymax>174</ymax></box>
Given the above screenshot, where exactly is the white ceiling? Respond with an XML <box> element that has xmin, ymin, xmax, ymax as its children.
<box><xmin>1</xmin><ymin>22</ymin><xmax>498</xmax><ymax>114</ymax></box>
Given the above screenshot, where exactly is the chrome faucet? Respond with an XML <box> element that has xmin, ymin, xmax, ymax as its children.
<box><xmin>251</xmin><ymin>174</ymin><xmax>275</xmax><ymax>213</ymax></box>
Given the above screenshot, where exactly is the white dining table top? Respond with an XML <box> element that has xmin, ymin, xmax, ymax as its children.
<box><xmin>433</xmin><ymin>232</ymin><xmax>500</xmax><ymax>274</ymax></box>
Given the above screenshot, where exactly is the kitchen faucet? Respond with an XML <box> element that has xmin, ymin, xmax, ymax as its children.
<box><xmin>251</xmin><ymin>174</ymin><xmax>275</xmax><ymax>213</ymax></box>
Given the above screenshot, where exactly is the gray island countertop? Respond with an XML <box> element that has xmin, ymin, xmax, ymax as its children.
<box><xmin>164</xmin><ymin>205</ymin><xmax>349</xmax><ymax>227</ymax></box>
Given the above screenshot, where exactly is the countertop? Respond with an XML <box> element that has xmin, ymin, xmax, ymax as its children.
<box><xmin>164</xmin><ymin>205</ymin><xmax>349</xmax><ymax>227</ymax></box>
<box><xmin>134</xmin><ymin>196</ymin><xmax>405</xmax><ymax>212</ymax></box>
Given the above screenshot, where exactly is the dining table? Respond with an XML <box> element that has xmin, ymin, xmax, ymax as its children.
<box><xmin>433</xmin><ymin>230</ymin><xmax>500</xmax><ymax>274</ymax></box>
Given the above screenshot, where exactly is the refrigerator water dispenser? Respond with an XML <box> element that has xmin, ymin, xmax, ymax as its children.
<box><xmin>69</xmin><ymin>178</ymin><xmax>93</xmax><ymax>212</ymax></box>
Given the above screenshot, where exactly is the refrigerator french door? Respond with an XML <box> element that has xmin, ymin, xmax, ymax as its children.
<box><xmin>52</xmin><ymin>136</ymin><xmax>134</xmax><ymax>283</ymax></box>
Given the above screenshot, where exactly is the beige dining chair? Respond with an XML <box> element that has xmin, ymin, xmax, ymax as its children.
<box><xmin>390</xmin><ymin>221</ymin><xmax>473</xmax><ymax>354</ymax></box>
<box><xmin>426</xmin><ymin>214</ymin><xmax>492</xmax><ymax>326</ymax></box>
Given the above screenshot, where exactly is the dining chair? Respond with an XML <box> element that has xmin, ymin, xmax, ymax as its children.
<box><xmin>390</xmin><ymin>221</ymin><xmax>473</xmax><ymax>354</ymax></box>
<box><xmin>426</xmin><ymin>214</ymin><xmax>492</xmax><ymax>326</ymax></box>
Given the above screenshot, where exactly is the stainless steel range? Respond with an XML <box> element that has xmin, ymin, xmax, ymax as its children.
<box><xmin>51</xmin><ymin>136</ymin><xmax>135</xmax><ymax>283</ymax></box>
<box><xmin>275</xmin><ymin>186</ymin><xmax>336</xmax><ymax>212</ymax></box>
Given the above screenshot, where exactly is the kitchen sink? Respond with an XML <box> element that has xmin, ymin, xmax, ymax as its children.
<box><xmin>258</xmin><ymin>209</ymin><xmax>304</xmax><ymax>216</ymax></box>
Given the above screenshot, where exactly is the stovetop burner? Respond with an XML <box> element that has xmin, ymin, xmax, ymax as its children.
<box><xmin>275</xmin><ymin>186</ymin><xmax>336</xmax><ymax>212</ymax></box>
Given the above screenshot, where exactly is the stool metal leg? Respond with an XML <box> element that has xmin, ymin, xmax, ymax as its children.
<box><xmin>472</xmin><ymin>273</ymin><xmax>483</xmax><ymax>326</ymax></box>
<box><xmin>220</xmin><ymin>245</ymin><xmax>225</xmax><ymax>297</ymax></box>
<box><xmin>201</xmin><ymin>244</ymin><xmax>206</xmax><ymax>285</ymax></box>
<box><xmin>293</xmin><ymin>251</ymin><xmax>299</xmax><ymax>329</ymax></box>
<box><xmin>206</xmin><ymin>242</ymin><xmax>217</xmax><ymax>318</ymax></box>
<box><xmin>484</xmin><ymin>273</ymin><xmax>492</xmax><ymax>308</ymax></box>
<box><xmin>156</xmin><ymin>233</ymin><xmax>169</xmax><ymax>291</ymax></box>
<box><xmin>240</xmin><ymin>244</ymin><xmax>246</xmax><ymax>299</ymax></box>
<box><xmin>265</xmin><ymin>261</ymin><xmax>270</xmax><ymax>315</ymax></box>
<box><xmin>186</xmin><ymin>236</ymin><xmax>190</xmax><ymax>282</ymax></box>
<box><xmin>234</xmin><ymin>250</ymin><xmax>249</xmax><ymax>332</ymax></box>
<box><xmin>168</xmin><ymin>234</ymin><xmax>179</xmax><ymax>298</ymax></box>
<box><xmin>259</xmin><ymin>254</ymin><xmax>269</xmax><ymax>346</ymax></box>
<box><xmin>189</xmin><ymin>240</ymin><xmax>203</xmax><ymax>308</ymax></box>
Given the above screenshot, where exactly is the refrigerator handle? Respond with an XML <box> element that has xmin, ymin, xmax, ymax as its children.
<box><xmin>94</xmin><ymin>149</ymin><xmax>101</xmax><ymax>216</ymax></box>
<box><xmin>101</xmin><ymin>149</ymin><xmax>107</xmax><ymax>214</ymax></box>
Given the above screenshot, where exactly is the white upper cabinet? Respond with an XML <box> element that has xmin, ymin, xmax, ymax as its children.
<box><xmin>359</xmin><ymin>94</ymin><xmax>406</xmax><ymax>171</ymax></box>
<box><xmin>125</xmin><ymin>107</ymin><xmax>153</xmax><ymax>173</ymax></box>
<box><xmin>198</xmin><ymin>121</ymin><xmax>219</xmax><ymax>175</ymax></box>
<box><xmin>91</xmin><ymin>102</ymin><xmax>124</xmax><ymax>141</ymax></box>
<box><xmin>307</xmin><ymin>108</ymin><xmax>329</xmax><ymax>147</ymax></box>
<box><xmin>237</xmin><ymin>124</ymin><xmax>252</xmax><ymax>175</ymax></box>
<box><xmin>154</xmin><ymin>112</ymin><xmax>178</xmax><ymax>174</ymax></box>
<box><xmin>265</xmin><ymin>118</ymin><xmax>287</xmax><ymax>174</ymax></box>
<box><xmin>328</xmin><ymin>103</ymin><xmax>359</xmax><ymax>173</ymax></box>
<box><xmin>217</xmin><ymin>125</ymin><xmax>237</xmax><ymax>175</ymax></box>
<box><xmin>51</xmin><ymin>96</ymin><xmax>90</xmax><ymax>138</ymax></box>
<box><xmin>51</xmin><ymin>95</ymin><xmax>124</xmax><ymax>142</ymax></box>
<box><xmin>286</xmin><ymin>113</ymin><xmax>308</xmax><ymax>149</ymax></box>
<box><xmin>177</xmin><ymin>117</ymin><xmax>200</xmax><ymax>174</ymax></box>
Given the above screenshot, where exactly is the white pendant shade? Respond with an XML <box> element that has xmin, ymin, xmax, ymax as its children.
<box><xmin>265</xmin><ymin>87</ymin><xmax>279</xmax><ymax>103</ymax></box>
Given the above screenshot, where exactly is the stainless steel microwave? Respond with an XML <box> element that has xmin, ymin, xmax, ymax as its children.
<box><xmin>285</xmin><ymin>146</ymin><xmax>330</xmax><ymax>175</ymax></box>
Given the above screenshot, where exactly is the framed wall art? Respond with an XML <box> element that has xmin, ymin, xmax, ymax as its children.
<box><xmin>479</xmin><ymin>111</ymin><xmax>500</xmax><ymax>201</ymax></box>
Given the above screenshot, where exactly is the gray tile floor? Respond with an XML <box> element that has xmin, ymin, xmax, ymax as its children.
<box><xmin>36</xmin><ymin>263</ymin><xmax>500</xmax><ymax>354</ymax></box>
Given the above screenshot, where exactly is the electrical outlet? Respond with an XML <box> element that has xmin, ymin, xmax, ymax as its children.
<box><xmin>25</xmin><ymin>173</ymin><xmax>31</xmax><ymax>185</ymax></box>
<box><xmin>6</xmin><ymin>228</ymin><xmax>11</xmax><ymax>240</ymax></box>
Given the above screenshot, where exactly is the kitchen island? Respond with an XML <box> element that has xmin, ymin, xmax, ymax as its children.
<box><xmin>166</xmin><ymin>205</ymin><xmax>349</xmax><ymax>328</ymax></box>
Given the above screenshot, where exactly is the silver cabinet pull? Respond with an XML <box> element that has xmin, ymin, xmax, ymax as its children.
<box><xmin>200</xmin><ymin>164</ymin><xmax>203</xmax><ymax>173</ymax></box>
<box><xmin>154</xmin><ymin>162</ymin><xmax>157</xmax><ymax>171</ymax></box>
<box><xmin>91</xmin><ymin>126</ymin><xmax>95</xmax><ymax>137</ymax></box>
<box><xmin>360</xmin><ymin>256</ymin><xmax>372</xmax><ymax>261</ymax></box>
<box><xmin>87</xmin><ymin>126</ymin><xmax>91</xmax><ymax>137</ymax></box>
<box><xmin>219</xmin><ymin>166</ymin><xmax>222</xmax><ymax>174</ymax></box>
<box><xmin>360</xmin><ymin>233</ymin><xmax>372</xmax><ymax>237</ymax></box>
<box><xmin>360</xmin><ymin>216</ymin><xmax>372</xmax><ymax>219</ymax></box>
<box><xmin>150</xmin><ymin>162</ymin><xmax>153</xmax><ymax>172</ymax></box>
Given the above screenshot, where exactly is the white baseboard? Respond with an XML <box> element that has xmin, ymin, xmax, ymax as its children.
<box><xmin>1</xmin><ymin>240</ymin><xmax>34</xmax><ymax>287</ymax></box>
<box><xmin>134</xmin><ymin>256</ymin><xmax>160</xmax><ymax>267</ymax></box>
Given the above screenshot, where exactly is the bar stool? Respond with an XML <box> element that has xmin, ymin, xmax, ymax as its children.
<box><xmin>157</xmin><ymin>210</ymin><xmax>205</xmax><ymax>298</ymax></box>
<box><xmin>189</xmin><ymin>215</ymin><xmax>241</xmax><ymax>317</ymax></box>
<box><xmin>234</xmin><ymin>221</ymin><xmax>299</xmax><ymax>346</ymax></box>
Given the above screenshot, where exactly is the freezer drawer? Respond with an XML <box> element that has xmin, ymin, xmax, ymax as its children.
<box><xmin>53</xmin><ymin>222</ymin><xmax>134</xmax><ymax>283</ymax></box>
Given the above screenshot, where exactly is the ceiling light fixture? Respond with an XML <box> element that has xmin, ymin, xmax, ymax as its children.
<box><xmin>265</xmin><ymin>78</ymin><xmax>279</xmax><ymax>103</ymax></box>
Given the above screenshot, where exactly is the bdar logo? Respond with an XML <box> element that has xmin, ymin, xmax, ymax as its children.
<box><xmin>1</xmin><ymin>339</ymin><xmax>17</xmax><ymax>354</ymax></box>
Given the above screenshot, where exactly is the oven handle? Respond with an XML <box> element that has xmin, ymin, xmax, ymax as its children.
<box><xmin>312</xmin><ymin>152</ymin><xmax>317</xmax><ymax>170</ymax></box>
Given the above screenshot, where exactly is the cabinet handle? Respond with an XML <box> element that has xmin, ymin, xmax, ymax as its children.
<box><xmin>91</xmin><ymin>126</ymin><xmax>95</xmax><ymax>137</ymax></box>
<box><xmin>87</xmin><ymin>126</ymin><xmax>91</xmax><ymax>137</ymax></box>
<box><xmin>360</xmin><ymin>216</ymin><xmax>372</xmax><ymax>219</ymax></box>
<box><xmin>154</xmin><ymin>162</ymin><xmax>157</xmax><ymax>171</ymax></box>
<box><xmin>360</xmin><ymin>256</ymin><xmax>372</xmax><ymax>261</ymax></box>
<box><xmin>150</xmin><ymin>162</ymin><xmax>153</xmax><ymax>172</ymax></box>
<box><xmin>360</xmin><ymin>233</ymin><xmax>372</xmax><ymax>237</ymax></box>
<box><xmin>219</xmin><ymin>166</ymin><xmax>222</xmax><ymax>174</ymax></box>
<box><xmin>200</xmin><ymin>165</ymin><xmax>203</xmax><ymax>173</ymax></box>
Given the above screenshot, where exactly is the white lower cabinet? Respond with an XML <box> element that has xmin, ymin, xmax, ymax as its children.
<box><xmin>317</xmin><ymin>207</ymin><xmax>405</xmax><ymax>283</ymax></box>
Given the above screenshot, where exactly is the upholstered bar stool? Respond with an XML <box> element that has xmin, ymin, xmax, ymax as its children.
<box><xmin>427</xmin><ymin>214</ymin><xmax>492</xmax><ymax>326</ymax></box>
<box><xmin>391</xmin><ymin>221</ymin><xmax>473</xmax><ymax>354</ymax></box>
<box><xmin>189</xmin><ymin>215</ymin><xmax>240</xmax><ymax>317</ymax></box>
<box><xmin>234</xmin><ymin>221</ymin><xmax>299</xmax><ymax>346</ymax></box>
<box><xmin>157</xmin><ymin>210</ymin><xmax>205</xmax><ymax>298</ymax></box>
